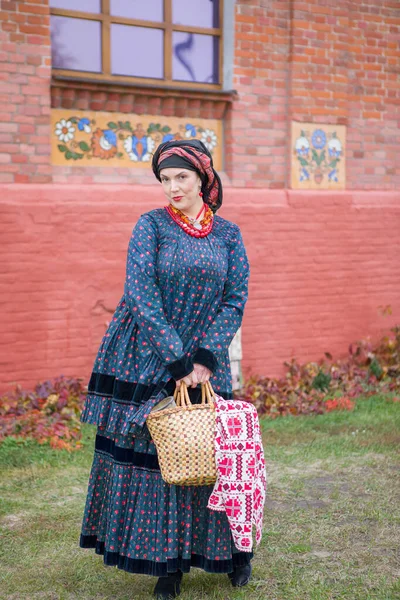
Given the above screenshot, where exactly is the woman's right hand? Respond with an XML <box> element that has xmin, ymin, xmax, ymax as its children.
<box><xmin>175</xmin><ymin>363</ymin><xmax>212</xmax><ymax>389</ymax></box>
<box><xmin>175</xmin><ymin>369</ymin><xmax>198</xmax><ymax>389</ymax></box>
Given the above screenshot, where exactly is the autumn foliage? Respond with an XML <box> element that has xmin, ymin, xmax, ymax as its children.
<box><xmin>235</xmin><ymin>325</ymin><xmax>400</xmax><ymax>418</ymax></box>
<box><xmin>0</xmin><ymin>376</ymin><xmax>86</xmax><ymax>451</ymax></box>
<box><xmin>1</xmin><ymin>326</ymin><xmax>399</xmax><ymax>449</ymax></box>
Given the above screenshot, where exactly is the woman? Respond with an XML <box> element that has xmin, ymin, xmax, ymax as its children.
<box><xmin>79</xmin><ymin>139</ymin><xmax>251</xmax><ymax>599</ymax></box>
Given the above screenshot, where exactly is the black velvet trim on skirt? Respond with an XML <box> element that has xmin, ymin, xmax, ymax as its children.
<box><xmin>88</xmin><ymin>372</ymin><xmax>233</xmax><ymax>406</ymax></box>
<box><xmin>79</xmin><ymin>534</ymin><xmax>253</xmax><ymax>576</ymax></box>
<box><xmin>88</xmin><ymin>372</ymin><xmax>177</xmax><ymax>404</ymax></box>
<box><xmin>94</xmin><ymin>433</ymin><xmax>161</xmax><ymax>469</ymax></box>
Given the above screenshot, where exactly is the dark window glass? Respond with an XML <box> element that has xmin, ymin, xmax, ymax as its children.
<box><xmin>111</xmin><ymin>24</ymin><xmax>164</xmax><ymax>79</ymax></box>
<box><xmin>172</xmin><ymin>0</ymin><xmax>219</xmax><ymax>28</ymax></box>
<box><xmin>172</xmin><ymin>32</ymin><xmax>218</xmax><ymax>83</ymax></box>
<box><xmin>50</xmin><ymin>0</ymin><xmax>101</xmax><ymax>12</ymax></box>
<box><xmin>110</xmin><ymin>0</ymin><xmax>163</xmax><ymax>22</ymax></box>
<box><xmin>51</xmin><ymin>16</ymin><xmax>102</xmax><ymax>72</ymax></box>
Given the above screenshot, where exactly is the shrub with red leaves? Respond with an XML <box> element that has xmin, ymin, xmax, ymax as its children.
<box><xmin>0</xmin><ymin>376</ymin><xmax>87</xmax><ymax>451</ymax></box>
<box><xmin>1</xmin><ymin>326</ymin><xmax>399</xmax><ymax>446</ymax></box>
<box><xmin>235</xmin><ymin>325</ymin><xmax>400</xmax><ymax>417</ymax></box>
<box><xmin>324</xmin><ymin>397</ymin><xmax>355</xmax><ymax>412</ymax></box>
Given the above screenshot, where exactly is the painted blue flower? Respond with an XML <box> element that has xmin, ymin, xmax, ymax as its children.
<box><xmin>92</xmin><ymin>128</ymin><xmax>117</xmax><ymax>158</ymax></box>
<box><xmin>328</xmin><ymin>137</ymin><xmax>342</xmax><ymax>159</ymax></box>
<box><xmin>185</xmin><ymin>124</ymin><xmax>196</xmax><ymax>138</ymax></box>
<box><xmin>103</xmin><ymin>129</ymin><xmax>117</xmax><ymax>147</ymax></box>
<box><xmin>162</xmin><ymin>134</ymin><xmax>175</xmax><ymax>143</ymax></box>
<box><xmin>297</xmin><ymin>147</ymin><xmax>309</xmax><ymax>157</ymax></box>
<box><xmin>312</xmin><ymin>129</ymin><xmax>327</xmax><ymax>149</ymax></box>
<box><xmin>124</xmin><ymin>133</ymin><xmax>155</xmax><ymax>162</ymax></box>
<box><xmin>329</xmin><ymin>148</ymin><xmax>341</xmax><ymax>158</ymax></box>
<box><xmin>77</xmin><ymin>118</ymin><xmax>91</xmax><ymax>133</ymax></box>
<box><xmin>295</xmin><ymin>134</ymin><xmax>310</xmax><ymax>157</ymax></box>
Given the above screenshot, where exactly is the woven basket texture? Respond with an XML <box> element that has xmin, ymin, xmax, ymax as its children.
<box><xmin>147</xmin><ymin>382</ymin><xmax>217</xmax><ymax>486</ymax></box>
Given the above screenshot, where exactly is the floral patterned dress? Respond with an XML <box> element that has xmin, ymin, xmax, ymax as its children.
<box><xmin>79</xmin><ymin>207</ymin><xmax>252</xmax><ymax>576</ymax></box>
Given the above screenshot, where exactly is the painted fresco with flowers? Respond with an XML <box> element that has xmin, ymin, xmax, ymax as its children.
<box><xmin>291</xmin><ymin>121</ymin><xmax>346</xmax><ymax>189</ymax></box>
<box><xmin>51</xmin><ymin>110</ymin><xmax>222</xmax><ymax>170</ymax></box>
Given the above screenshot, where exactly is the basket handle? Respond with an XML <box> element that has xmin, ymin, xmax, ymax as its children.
<box><xmin>174</xmin><ymin>382</ymin><xmax>190</xmax><ymax>407</ymax></box>
<box><xmin>174</xmin><ymin>381</ymin><xmax>215</xmax><ymax>407</ymax></box>
<box><xmin>201</xmin><ymin>380</ymin><xmax>215</xmax><ymax>405</ymax></box>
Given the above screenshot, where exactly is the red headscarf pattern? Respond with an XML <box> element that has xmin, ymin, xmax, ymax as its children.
<box><xmin>152</xmin><ymin>139</ymin><xmax>223</xmax><ymax>212</ymax></box>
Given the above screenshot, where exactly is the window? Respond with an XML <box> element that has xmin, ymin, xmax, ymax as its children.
<box><xmin>50</xmin><ymin>0</ymin><xmax>223</xmax><ymax>90</ymax></box>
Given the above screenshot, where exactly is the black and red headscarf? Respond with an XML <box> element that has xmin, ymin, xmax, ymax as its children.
<box><xmin>152</xmin><ymin>139</ymin><xmax>223</xmax><ymax>213</ymax></box>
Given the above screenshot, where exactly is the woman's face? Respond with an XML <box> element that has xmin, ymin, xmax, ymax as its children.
<box><xmin>160</xmin><ymin>168</ymin><xmax>203</xmax><ymax>214</ymax></box>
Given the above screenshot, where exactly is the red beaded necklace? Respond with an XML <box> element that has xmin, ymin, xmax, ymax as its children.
<box><xmin>165</xmin><ymin>202</ymin><xmax>214</xmax><ymax>238</ymax></box>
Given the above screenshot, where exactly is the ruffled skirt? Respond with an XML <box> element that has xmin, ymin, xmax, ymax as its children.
<box><xmin>79</xmin><ymin>387</ymin><xmax>253</xmax><ymax>576</ymax></box>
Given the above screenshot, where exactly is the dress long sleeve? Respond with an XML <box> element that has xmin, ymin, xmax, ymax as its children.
<box><xmin>124</xmin><ymin>214</ymin><xmax>194</xmax><ymax>380</ymax></box>
<box><xmin>193</xmin><ymin>226</ymin><xmax>250</xmax><ymax>372</ymax></box>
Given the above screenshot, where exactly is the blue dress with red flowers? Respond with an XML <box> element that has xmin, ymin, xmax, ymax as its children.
<box><xmin>79</xmin><ymin>207</ymin><xmax>251</xmax><ymax>576</ymax></box>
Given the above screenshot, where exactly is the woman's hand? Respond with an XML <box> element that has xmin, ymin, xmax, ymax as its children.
<box><xmin>193</xmin><ymin>363</ymin><xmax>212</xmax><ymax>384</ymax></box>
<box><xmin>175</xmin><ymin>363</ymin><xmax>212</xmax><ymax>389</ymax></box>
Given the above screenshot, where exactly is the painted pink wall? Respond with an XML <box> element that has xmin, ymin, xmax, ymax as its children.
<box><xmin>1</xmin><ymin>185</ymin><xmax>399</xmax><ymax>393</ymax></box>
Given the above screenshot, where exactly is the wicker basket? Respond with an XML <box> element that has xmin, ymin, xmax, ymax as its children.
<box><xmin>146</xmin><ymin>381</ymin><xmax>217</xmax><ymax>486</ymax></box>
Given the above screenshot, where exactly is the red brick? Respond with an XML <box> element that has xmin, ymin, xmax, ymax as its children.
<box><xmin>362</xmin><ymin>111</ymin><xmax>382</xmax><ymax>119</ymax></box>
<box><xmin>11</xmin><ymin>153</ymin><xmax>28</xmax><ymax>163</ymax></box>
<box><xmin>26</xmin><ymin>35</ymin><xmax>48</xmax><ymax>44</ymax></box>
<box><xmin>75</xmin><ymin>98</ymin><xmax>89</xmax><ymax>110</ymax></box>
<box><xmin>89</xmin><ymin>101</ymin><xmax>103</xmax><ymax>111</ymax></box>
<box><xmin>2</xmin><ymin>21</ymin><xmax>17</xmax><ymax>32</ymax></box>
<box><xmin>27</xmin><ymin>15</ymin><xmax>49</xmax><ymax>25</ymax></box>
<box><xmin>26</xmin><ymin>55</ymin><xmax>41</xmax><ymax>66</ymax></box>
<box><xmin>14</xmin><ymin>173</ymin><xmax>30</xmax><ymax>182</ymax></box>
<box><xmin>10</xmin><ymin>37</ymin><xmax>26</xmax><ymax>51</ymax></box>
<box><xmin>17</xmin><ymin>3</ymin><xmax>49</xmax><ymax>15</ymax></box>
<box><xmin>0</xmin><ymin>173</ymin><xmax>14</xmax><ymax>182</ymax></box>
<box><xmin>2</xmin><ymin>1</ymin><xmax>17</xmax><ymax>11</ymax></box>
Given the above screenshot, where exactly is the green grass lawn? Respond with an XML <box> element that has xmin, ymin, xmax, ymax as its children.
<box><xmin>1</xmin><ymin>394</ymin><xmax>399</xmax><ymax>600</ymax></box>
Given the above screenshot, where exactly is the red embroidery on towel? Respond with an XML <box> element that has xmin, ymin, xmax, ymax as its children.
<box><xmin>207</xmin><ymin>397</ymin><xmax>267</xmax><ymax>552</ymax></box>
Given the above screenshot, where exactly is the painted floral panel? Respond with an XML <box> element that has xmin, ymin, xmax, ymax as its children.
<box><xmin>51</xmin><ymin>109</ymin><xmax>222</xmax><ymax>170</ymax></box>
<box><xmin>291</xmin><ymin>122</ymin><xmax>346</xmax><ymax>189</ymax></box>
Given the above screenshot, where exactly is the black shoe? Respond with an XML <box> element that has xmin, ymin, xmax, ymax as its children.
<box><xmin>228</xmin><ymin>563</ymin><xmax>252</xmax><ymax>587</ymax></box>
<box><xmin>153</xmin><ymin>570</ymin><xmax>183</xmax><ymax>599</ymax></box>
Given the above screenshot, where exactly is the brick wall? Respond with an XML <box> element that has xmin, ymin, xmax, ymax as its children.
<box><xmin>1</xmin><ymin>0</ymin><xmax>400</xmax><ymax>391</ymax></box>
<box><xmin>289</xmin><ymin>0</ymin><xmax>351</xmax><ymax>123</ymax></box>
<box><xmin>0</xmin><ymin>0</ymin><xmax>52</xmax><ymax>183</ymax></box>
<box><xmin>229</xmin><ymin>0</ymin><xmax>400</xmax><ymax>189</ymax></box>
<box><xmin>1</xmin><ymin>185</ymin><xmax>399</xmax><ymax>392</ymax></box>
<box><xmin>1</xmin><ymin>0</ymin><xmax>399</xmax><ymax>187</ymax></box>
<box><xmin>288</xmin><ymin>0</ymin><xmax>400</xmax><ymax>189</ymax></box>
<box><xmin>347</xmin><ymin>0</ymin><xmax>400</xmax><ymax>188</ymax></box>
<box><xmin>226</xmin><ymin>0</ymin><xmax>290</xmax><ymax>188</ymax></box>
